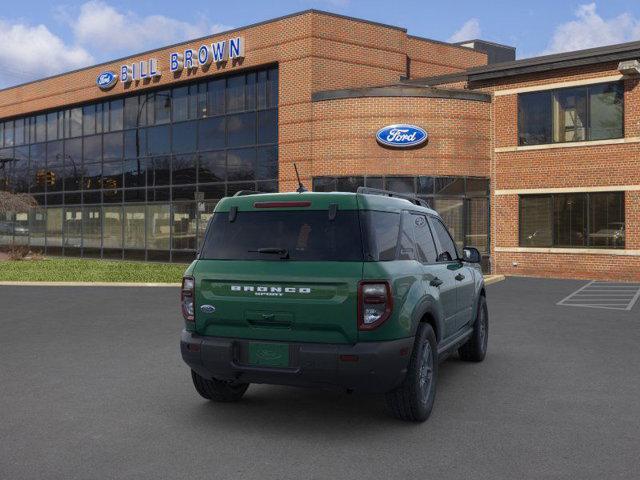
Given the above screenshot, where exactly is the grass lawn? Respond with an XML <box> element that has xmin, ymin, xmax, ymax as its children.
<box><xmin>0</xmin><ymin>258</ymin><xmax>188</xmax><ymax>283</ymax></box>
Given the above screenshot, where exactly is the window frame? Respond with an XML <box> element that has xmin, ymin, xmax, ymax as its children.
<box><xmin>517</xmin><ymin>81</ymin><xmax>624</xmax><ymax>146</ymax></box>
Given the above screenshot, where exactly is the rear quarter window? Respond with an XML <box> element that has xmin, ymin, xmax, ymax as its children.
<box><xmin>361</xmin><ymin>211</ymin><xmax>401</xmax><ymax>261</ymax></box>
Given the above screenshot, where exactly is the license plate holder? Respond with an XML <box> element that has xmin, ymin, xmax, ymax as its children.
<box><xmin>248</xmin><ymin>342</ymin><xmax>290</xmax><ymax>368</ymax></box>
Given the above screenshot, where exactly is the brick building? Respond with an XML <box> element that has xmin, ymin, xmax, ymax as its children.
<box><xmin>0</xmin><ymin>10</ymin><xmax>637</xmax><ymax>280</ymax></box>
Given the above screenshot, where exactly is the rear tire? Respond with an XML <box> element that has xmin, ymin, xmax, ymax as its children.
<box><xmin>385</xmin><ymin>323</ymin><xmax>438</xmax><ymax>422</ymax></box>
<box><xmin>191</xmin><ymin>370</ymin><xmax>249</xmax><ymax>402</ymax></box>
<box><xmin>458</xmin><ymin>295</ymin><xmax>488</xmax><ymax>362</ymax></box>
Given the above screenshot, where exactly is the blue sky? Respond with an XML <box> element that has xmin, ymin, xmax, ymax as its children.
<box><xmin>1</xmin><ymin>1</ymin><xmax>640</xmax><ymax>88</ymax></box>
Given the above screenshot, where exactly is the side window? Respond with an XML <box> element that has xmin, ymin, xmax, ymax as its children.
<box><xmin>413</xmin><ymin>214</ymin><xmax>437</xmax><ymax>263</ymax></box>
<box><xmin>430</xmin><ymin>217</ymin><xmax>458</xmax><ymax>262</ymax></box>
<box><xmin>362</xmin><ymin>211</ymin><xmax>400</xmax><ymax>261</ymax></box>
<box><xmin>397</xmin><ymin>211</ymin><xmax>415</xmax><ymax>260</ymax></box>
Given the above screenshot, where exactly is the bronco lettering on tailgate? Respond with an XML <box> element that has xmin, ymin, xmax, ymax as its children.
<box><xmin>230</xmin><ymin>285</ymin><xmax>311</xmax><ymax>297</ymax></box>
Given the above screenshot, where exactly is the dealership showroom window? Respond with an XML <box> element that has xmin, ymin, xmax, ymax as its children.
<box><xmin>0</xmin><ymin>67</ymin><xmax>278</xmax><ymax>262</ymax></box>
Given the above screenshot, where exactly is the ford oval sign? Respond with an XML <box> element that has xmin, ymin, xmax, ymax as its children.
<box><xmin>96</xmin><ymin>71</ymin><xmax>118</xmax><ymax>91</ymax></box>
<box><xmin>376</xmin><ymin>124</ymin><xmax>428</xmax><ymax>148</ymax></box>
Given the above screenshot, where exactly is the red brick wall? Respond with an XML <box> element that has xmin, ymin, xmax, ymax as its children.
<box><xmin>406</xmin><ymin>37</ymin><xmax>487</xmax><ymax>79</ymax></box>
<box><xmin>493</xmin><ymin>251</ymin><xmax>640</xmax><ymax>281</ymax></box>
<box><xmin>482</xmin><ymin>64</ymin><xmax>640</xmax><ymax>281</ymax></box>
<box><xmin>279</xmin><ymin>95</ymin><xmax>492</xmax><ymax>192</ymax></box>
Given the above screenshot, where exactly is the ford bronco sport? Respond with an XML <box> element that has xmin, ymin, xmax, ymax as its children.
<box><xmin>180</xmin><ymin>188</ymin><xmax>488</xmax><ymax>422</ymax></box>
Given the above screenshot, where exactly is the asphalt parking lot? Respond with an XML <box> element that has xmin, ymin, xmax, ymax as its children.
<box><xmin>1</xmin><ymin>277</ymin><xmax>639</xmax><ymax>480</ymax></box>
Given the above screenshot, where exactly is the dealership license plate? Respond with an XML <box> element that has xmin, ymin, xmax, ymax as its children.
<box><xmin>248</xmin><ymin>343</ymin><xmax>290</xmax><ymax>368</ymax></box>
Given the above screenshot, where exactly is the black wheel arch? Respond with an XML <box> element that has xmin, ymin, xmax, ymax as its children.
<box><xmin>411</xmin><ymin>299</ymin><xmax>444</xmax><ymax>344</ymax></box>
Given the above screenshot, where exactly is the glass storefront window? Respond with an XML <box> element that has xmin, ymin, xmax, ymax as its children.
<box><xmin>154</xmin><ymin>91</ymin><xmax>171</xmax><ymax>125</ymax></box>
<box><xmin>124</xmin><ymin>205</ymin><xmax>145</xmax><ymax>249</ymax></box>
<box><xmin>0</xmin><ymin>212</ymin><xmax>13</xmax><ymax>246</ymax></box>
<box><xmin>227</xmin><ymin>148</ymin><xmax>256</xmax><ymax>181</ymax></box>
<box><xmin>172</xmin><ymin>154</ymin><xmax>197</xmax><ymax>185</ymax></box>
<box><xmin>29</xmin><ymin>208</ymin><xmax>46</xmax><ymax>247</ymax></box>
<box><xmin>110</xmin><ymin>100</ymin><xmax>124</xmax><ymax>131</ymax></box>
<box><xmin>172</xmin><ymin>203</ymin><xmax>196</xmax><ymax>251</ymax></box>
<box><xmin>83</xmin><ymin>206</ymin><xmax>102</xmax><ymax>249</ymax></box>
<box><xmin>63</xmin><ymin>207</ymin><xmax>82</xmax><ymax>249</ymax></box>
<box><xmin>466</xmin><ymin>198</ymin><xmax>488</xmax><ymax>253</ymax></box>
<box><xmin>226</xmin><ymin>75</ymin><xmax>245</xmax><ymax>113</ymax></box>
<box><xmin>227</xmin><ymin>112</ymin><xmax>256</xmax><ymax>147</ymax></box>
<box><xmin>1</xmin><ymin>66</ymin><xmax>277</xmax><ymax>262</ymax></box>
<box><xmin>519</xmin><ymin>193</ymin><xmax>624</xmax><ymax>248</ymax></box>
<box><xmin>207</xmin><ymin>79</ymin><xmax>225</xmax><ymax>116</ymax></box>
<box><xmin>146</xmin><ymin>204</ymin><xmax>170</xmax><ymax>251</ymax></box>
<box><xmin>519</xmin><ymin>195</ymin><xmax>553</xmax><ymax>247</ymax></box>
<box><xmin>172</xmin><ymin>121</ymin><xmax>197</xmax><ymax>153</ymax></box>
<box><xmin>554</xmin><ymin>193</ymin><xmax>587</xmax><ymax>247</ymax></box>
<box><xmin>198</xmin><ymin>117</ymin><xmax>225</xmax><ymax>150</ymax></box>
<box><xmin>197</xmin><ymin>202</ymin><xmax>216</xmax><ymax>249</ymax></box>
<box><xmin>103</xmin><ymin>206</ymin><xmax>123</xmax><ymax>249</ymax></box>
<box><xmin>46</xmin><ymin>208</ymin><xmax>63</xmax><ymax>247</ymax></box>
<box><xmin>432</xmin><ymin>198</ymin><xmax>464</xmax><ymax>251</ymax></box>
<box><xmin>172</xmin><ymin>86</ymin><xmax>189</xmax><ymax>122</ymax></box>
<box><xmin>386</xmin><ymin>177</ymin><xmax>414</xmax><ymax>193</ymax></box>
<box><xmin>147</xmin><ymin>125</ymin><xmax>171</xmax><ymax>155</ymax></box>
<box><xmin>589</xmin><ymin>192</ymin><xmax>625</xmax><ymax>248</ymax></box>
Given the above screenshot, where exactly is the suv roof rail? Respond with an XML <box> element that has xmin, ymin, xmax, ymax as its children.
<box><xmin>356</xmin><ymin>187</ymin><xmax>431</xmax><ymax>209</ymax></box>
<box><xmin>232</xmin><ymin>190</ymin><xmax>265</xmax><ymax>197</ymax></box>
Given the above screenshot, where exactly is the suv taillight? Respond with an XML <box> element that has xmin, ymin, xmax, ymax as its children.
<box><xmin>358</xmin><ymin>281</ymin><xmax>393</xmax><ymax>330</ymax></box>
<box><xmin>181</xmin><ymin>276</ymin><xmax>195</xmax><ymax>322</ymax></box>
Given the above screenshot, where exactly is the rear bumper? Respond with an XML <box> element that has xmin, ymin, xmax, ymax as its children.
<box><xmin>180</xmin><ymin>330</ymin><xmax>414</xmax><ymax>394</ymax></box>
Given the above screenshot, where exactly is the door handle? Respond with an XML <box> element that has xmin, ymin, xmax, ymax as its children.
<box><xmin>455</xmin><ymin>273</ymin><xmax>465</xmax><ymax>281</ymax></box>
<box><xmin>430</xmin><ymin>277</ymin><xmax>443</xmax><ymax>287</ymax></box>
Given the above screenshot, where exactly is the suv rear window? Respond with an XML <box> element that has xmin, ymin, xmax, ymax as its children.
<box><xmin>200</xmin><ymin>210</ymin><xmax>363</xmax><ymax>261</ymax></box>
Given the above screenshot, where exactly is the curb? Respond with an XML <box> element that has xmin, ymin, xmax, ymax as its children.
<box><xmin>483</xmin><ymin>275</ymin><xmax>506</xmax><ymax>286</ymax></box>
<box><xmin>0</xmin><ymin>281</ymin><xmax>181</xmax><ymax>287</ymax></box>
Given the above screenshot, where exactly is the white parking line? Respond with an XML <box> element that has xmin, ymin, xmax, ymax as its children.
<box><xmin>557</xmin><ymin>281</ymin><xmax>640</xmax><ymax>311</ymax></box>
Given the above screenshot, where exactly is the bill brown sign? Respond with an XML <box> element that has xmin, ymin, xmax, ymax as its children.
<box><xmin>97</xmin><ymin>36</ymin><xmax>245</xmax><ymax>89</ymax></box>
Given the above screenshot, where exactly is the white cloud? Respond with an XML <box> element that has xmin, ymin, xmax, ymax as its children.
<box><xmin>542</xmin><ymin>3</ymin><xmax>640</xmax><ymax>54</ymax></box>
<box><xmin>0</xmin><ymin>1</ymin><xmax>233</xmax><ymax>88</ymax></box>
<box><xmin>448</xmin><ymin>18</ymin><xmax>481</xmax><ymax>43</ymax></box>
<box><xmin>70</xmin><ymin>1</ymin><xmax>232</xmax><ymax>55</ymax></box>
<box><xmin>0</xmin><ymin>20</ymin><xmax>93</xmax><ymax>88</ymax></box>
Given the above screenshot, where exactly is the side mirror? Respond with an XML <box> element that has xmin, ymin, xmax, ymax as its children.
<box><xmin>462</xmin><ymin>247</ymin><xmax>481</xmax><ymax>263</ymax></box>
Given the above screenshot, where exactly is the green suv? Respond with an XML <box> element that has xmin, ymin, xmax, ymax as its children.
<box><xmin>180</xmin><ymin>188</ymin><xmax>488</xmax><ymax>422</ymax></box>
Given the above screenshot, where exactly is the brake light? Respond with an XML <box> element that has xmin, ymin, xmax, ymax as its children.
<box><xmin>254</xmin><ymin>201</ymin><xmax>311</xmax><ymax>208</ymax></box>
<box><xmin>181</xmin><ymin>276</ymin><xmax>195</xmax><ymax>322</ymax></box>
<box><xmin>358</xmin><ymin>281</ymin><xmax>393</xmax><ymax>330</ymax></box>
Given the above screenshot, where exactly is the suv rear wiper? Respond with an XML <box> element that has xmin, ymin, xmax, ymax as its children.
<box><xmin>248</xmin><ymin>247</ymin><xmax>290</xmax><ymax>259</ymax></box>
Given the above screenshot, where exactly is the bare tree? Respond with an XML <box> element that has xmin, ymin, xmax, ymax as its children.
<box><xmin>0</xmin><ymin>191</ymin><xmax>37</xmax><ymax>215</ymax></box>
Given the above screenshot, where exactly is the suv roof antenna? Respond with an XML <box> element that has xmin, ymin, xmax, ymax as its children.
<box><xmin>293</xmin><ymin>163</ymin><xmax>308</xmax><ymax>193</ymax></box>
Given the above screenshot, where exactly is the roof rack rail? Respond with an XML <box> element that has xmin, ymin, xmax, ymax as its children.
<box><xmin>356</xmin><ymin>187</ymin><xmax>431</xmax><ymax>208</ymax></box>
<box><xmin>232</xmin><ymin>190</ymin><xmax>265</xmax><ymax>197</ymax></box>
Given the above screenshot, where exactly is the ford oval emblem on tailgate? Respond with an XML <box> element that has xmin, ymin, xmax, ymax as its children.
<box><xmin>376</xmin><ymin>124</ymin><xmax>428</xmax><ymax>148</ymax></box>
<box><xmin>200</xmin><ymin>304</ymin><xmax>216</xmax><ymax>314</ymax></box>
